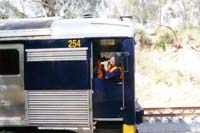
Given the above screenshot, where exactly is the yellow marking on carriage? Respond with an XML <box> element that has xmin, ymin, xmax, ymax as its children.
<box><xmin>68</xmin><ymin>39</ymin><xmax>81</xmax><ymax>48</ymax></box>
<box><xmin>123</xmin><ymin>124</ymin><xmax>137</xmax><ymax>133</ymax></box>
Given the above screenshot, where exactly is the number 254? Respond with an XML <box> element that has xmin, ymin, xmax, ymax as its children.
<box><xmin>68</xmin><ymin>40</ymin><xmax>81</xmax><ymax>48</ymax></box>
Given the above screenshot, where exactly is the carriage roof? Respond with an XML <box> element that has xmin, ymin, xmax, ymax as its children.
<box><xmin>0</xmin><ymin>17</ymin><xmax>133</xmax><ymax>40</ymax></box>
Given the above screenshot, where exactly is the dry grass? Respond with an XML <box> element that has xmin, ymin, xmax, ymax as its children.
<box><xmin>135</xmin><ymin>46</ymin><xmax>200</xmax><ymax>107</ymax></box>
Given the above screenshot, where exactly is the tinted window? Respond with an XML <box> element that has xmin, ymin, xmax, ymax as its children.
<box><xmin>0</xmin><ymin>49</ymin><xmax>19</xmax><ymax>75</ymax></box>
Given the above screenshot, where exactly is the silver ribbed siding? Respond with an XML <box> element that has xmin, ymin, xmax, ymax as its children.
<box><xmin>26</xmin><ymin>90</ymin><xmax>92</xmax><ymax>131</ymax></box>
<box><xmin>26</xmin><ymin>47</ymin><xmax>88</xmax><ymax>62</ymax></box>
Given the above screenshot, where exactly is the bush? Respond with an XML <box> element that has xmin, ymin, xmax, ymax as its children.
<box><xmin>135</xmin><ymin>29</ymin><xmax>152</xmax><ymax>48</ymax></box>
<box><xmin>157</xmin><ymin>33</ymin><xmax>174</xmax><ymax>50</ymax></box>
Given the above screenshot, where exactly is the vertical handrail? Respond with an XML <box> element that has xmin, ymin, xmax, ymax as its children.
<box><xmin>90</xmin><ymin>42</ymin><xmax>93</xmax><ymax>90</ymax></box>
<box><xmin>118</xmin><ymin>52</ymin><xmax>129</xmax><ymax>111</ymax></box>
<box><xmin>120</xmin><ymin>58</ymin><xmax>125</xmax><ymax>110</ymax></box>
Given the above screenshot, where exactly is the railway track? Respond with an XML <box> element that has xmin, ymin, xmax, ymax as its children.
<box><xmin>143</xmin><ymin>106</ymin><xmax>200</xmax><ymax>118</ymax></box>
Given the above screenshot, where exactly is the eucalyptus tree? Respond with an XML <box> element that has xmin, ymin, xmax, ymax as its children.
<box><xmin>0</xmin><ymin>0</ymin><xmax>26</xmax><ymax>19</ymax></box>
<box><xmin>106</xmin><ymin>0</ymin><xmax>168</xmax><ymax>26</ymax></box>
<box><xmin>19</xmin><ymin>0</ymin><xmax>107</xmax><ymax>18</ymax></box>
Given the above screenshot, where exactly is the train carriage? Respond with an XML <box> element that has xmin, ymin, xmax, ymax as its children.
<box><xmin>0</xmin><ymin>17</ymin><xmax>143</xmax><ymax>133</ymax></box>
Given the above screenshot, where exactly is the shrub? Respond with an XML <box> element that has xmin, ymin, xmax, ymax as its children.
<box><xmin>157</xmin><ymin>33</ymin><xmax>174</xmax><ymax>50</ymax></box>
<box><xmin>135</xmin><ymin>29</ymin><xmax>152</xmax><ymax>48</ymax></box>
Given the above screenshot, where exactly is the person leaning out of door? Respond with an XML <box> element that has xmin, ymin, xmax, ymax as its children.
<box><xmin>104</xmin><ymin>57</ymin><xmax>122</xmax><ymax>80</ymax></box>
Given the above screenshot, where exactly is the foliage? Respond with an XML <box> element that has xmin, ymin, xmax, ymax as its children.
<box><xmin>135</xmin><ymin>28</ymin><xmax>153</xmax><ymax>48</ymax></box>
<box><xmin>2</xmin><ymin>0</ymin><xmax>200</xmax><ymax>28</ymax></box>
<box><xmin>156</xmin><ymin>33</ymin><xmax>174</xmax><ymax>50</ymax></box>
<box><xmin>0</xmin><ymin>0</ymin><xmax>26</xmax><ymax>19</ymax></box>
<box><xmin>0</xmin><ymin>0</ymin><xmax>107</xmax><ymax>18</ymax></box>
<box><xmin>107</xmin><ymin>0</ymin><xmax>161</xmax><ymax>24</ymax></box>
<box><xmin>18</xmin><ymin>0</ymin><xmax>107</xmax><ymax>18</ymax></box>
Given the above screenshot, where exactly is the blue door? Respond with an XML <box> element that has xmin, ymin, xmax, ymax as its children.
<box><xmin>93</xmin><ymin>78</ymin><xmax>122</xmax><ymax>119</ymax></box>
<box><xmin>92</xmin><ymin>38</ymin><xmax>135</xmax><ymax>124</ymax></box>
<box><xmin>92</xmin><ymin>38</ymin><xmax>124</xmax><ymax>120</ymax></box>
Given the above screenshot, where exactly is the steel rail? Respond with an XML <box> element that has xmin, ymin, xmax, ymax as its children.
<box><xmin>143</xmin><ymin>106</ymin><xmax>200</xmax><ymax>117</ymax></box>
<box><xmin>144</xmin><ymin>106</ymin><xmax>200</xmax><ymax>110</ymax></box>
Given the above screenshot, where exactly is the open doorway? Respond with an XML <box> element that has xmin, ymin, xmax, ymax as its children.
<box><xmin>92</xmin><ymin>38</ymin><xmax>124</xmax><ymax>119</ymax></box>
<box><xmin>92</xmin><ymin>38</ymin><xmax>122</xmax><ymax>79</ymax></box>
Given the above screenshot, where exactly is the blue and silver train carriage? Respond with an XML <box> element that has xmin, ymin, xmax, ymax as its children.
<box><xmin>0</xmin><ymin>17</ymin><xmax>143</xmax><ymax>133</ymax></box>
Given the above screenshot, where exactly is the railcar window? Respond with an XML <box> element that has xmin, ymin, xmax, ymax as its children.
<box><xmin>100</xmin><ymin>39</ymin><xmax>115</xmax><ymax>46</ymax></box>
<box><xmin>99</xmin><ymin>39</ymin><xmax>122</xmax><ymax>60</ymax></box>
<box><xmin>100</xmin><ymin>39</ymin><xmax>121</xmax><ymax>52</ymax></box>
<box><xmin>0</xmin><ymin>49</ymin><xmax>19</xmax><ymax>75</ymax></box>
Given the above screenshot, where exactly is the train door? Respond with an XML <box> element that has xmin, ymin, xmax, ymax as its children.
<box><xmin>92</xmin><ymin>39</ymin><xmax>124</xmax><ymax>120</ymax></box>
<box><xmin>0</xmin><ymin>44</ymin><xmax>26</xmax><ymax>125</ymax></box>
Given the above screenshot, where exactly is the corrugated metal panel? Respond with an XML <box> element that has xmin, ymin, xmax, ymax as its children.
<box><xmin>27</xmin><ymin>90</ymin><xmax>92</xmax><ymax>129</ymax></box>
<box><xmin>26</xmin><ymin>48</ymin><xmax>88</xmax><ymax>62</ymax></box>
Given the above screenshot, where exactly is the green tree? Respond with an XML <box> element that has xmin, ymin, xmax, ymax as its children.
<box><xmin>107</xmin><ymin>0</ymin><xmax>167</xmax><ymax>26</ymax></box>
<box><xmin>31</xmin><ymin>0</ymin><xmax>107</xmax><ymax>18</ymax></box>
<box><xmin>0</xmin><ymin>0</ymin><xmax>26</xmax><ymax>19</ymax></box>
